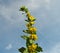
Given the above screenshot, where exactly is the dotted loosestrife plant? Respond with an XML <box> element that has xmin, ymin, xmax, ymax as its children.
<box><xmin>18</xmin><ymin>6</ymin><xmax>43</xmax><ymax>53</ymax></box>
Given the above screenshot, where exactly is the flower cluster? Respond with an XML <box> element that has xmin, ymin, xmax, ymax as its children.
<box><xmin>28</xmin><ymin>44</ymin><xmax>37</xmax><ymax>52</ymax></box>
<box><xmin>18</xmin><ymin>6</ymin><xmax>43</xmax><ymax>53</ymax></box>
<box><xmin>29</xmin><ymin>34</ymin><xmax>38</xmax><ymax>40</ymax></box>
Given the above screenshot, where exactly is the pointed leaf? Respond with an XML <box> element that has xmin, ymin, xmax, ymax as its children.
<box><xmin>36</xmin><ymin>46</ymin><xmax>43</xmax><ymax>52</ymax></box>
<box><xmin>29</xmin><ymin>39</ymin><xmax>34</xmax><ymax>44</ymax></box>
<box><xmin>18</xmin><ymin>47</ymin><xmax>26</xmax><ymax>53</ymax></box>
<box><xmin>21</xmin><ymin>35</ymin><xmax>28</xmax><ymax>40</ymax></box>
<box><xmin>25</xmin><ymin>20</ymin><xmax>29</xmax><ymax>22</ymax></box>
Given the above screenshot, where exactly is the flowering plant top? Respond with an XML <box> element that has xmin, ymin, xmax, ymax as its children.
<box><xmin>18</xmin><ymin>6</ymin><xmax>43</xmax><ymax>53</ymax></box>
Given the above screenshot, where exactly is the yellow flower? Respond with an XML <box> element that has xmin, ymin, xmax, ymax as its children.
<box><xmin>28</xmin><ymin>16</ymin><xmax>35</xmax><ymax>21</ymax></box>
<box><xmin>30</xmin><ymin>22</ymin><xmax>35</xmax><ymax>25</ymax></box>
<box><xmin>28</xmin><ymin>44</ymin><xmax>37</xmax><ymax>52</ymax></box>
<box><xmin>32</xmin><ymin>44</ymin><xmax>37</xmax><ymax>49</ymax></box>
<box><xmin>26</xmin><ymin>22</ymin><xmax>35</xmax><ymax>28</ymax></box>
<box><xmin>29</xmin><ymin>34</ymin><xmax>38</xmax><ymax>40</ymax></box>
<box><xmin>29</xmin><ymin>27</ymin><xmax>37</xmax><ymax>33</ymax></box>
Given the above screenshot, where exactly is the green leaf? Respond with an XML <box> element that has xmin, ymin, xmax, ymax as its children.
<box><xmin>23</xmin><ymin>50</ymin><xmax>27</xmax><ymax>53</ymax></box>
<box><xmin>28</xmin><ymin>18</ymin><xmax>36</xmax><ymax>22</ymax></box>
<box><xmin>18</xmin><ymin>47</ymin><xmax>26</xmax><ymax>53</ymax></box>
<box><xmin>23</xmin><ymin>30</ymin><xmax>32</xmax><ymax>34</ymax></box>
<box><xmin>21</xmin><ymin>35</ymin><xmax>28</xmax><ymax>40</ymax></box>
<box><xmin>19</xmin><ymin>6</ymin><xmax>25</xmax><ymax>11</ymax></box>
<box><xmin>29</xmin><ymin>39</ymin><xmax>34</xmax><ymax>44</ymax></box>
<box><xmin>36</xmin><ymin>46</ymin><xmax>43</xmax><ymax>52</ymax></box>
<box><xmin>25</xmin><ymin>20</ymin><xmax>30</xmax><ymax>22</ymax></box>
<box><xmin>33</xmin><ymin>31</ymin><xmax>36</xmax><ymax>34</ymax></box>
<box><xmin>23</xmin><ymin>30</ymin><xmax>28</xmax><ymax>33</ymax></box>
<box><xmin>33</xmin><ymin>19</ymin><xmax>36</xmax><ymax>21</ymax></box>
<box><xmin>25</xmin><ymin>8</ymin><xmax>28</xmax><ymax>13</ymax></box>
<box><xmin>36</xmin><ymin>43</ymin><xmax>38</xmax><ymax>45</ymax></box>
<box><xmin>19</xmin><ymin>6</ymin><xmax>28</xmax><ymax>13</ymax></box>
<box><xmin>32</xmin><ymin>52</ymin><xmax>37</xmax><ymax>53</ymax></box>
<box><xmin>29</xmin><ymin>39</ymin><xmax>33</xmax><ymax>43</ymax></box>
<box><xmin>23</xmin><ymin>48</ymin><xmax>28</xmax><ymax>53</ymax></box>
<box><xmin>26</xmin><ymin>38</ymin><xmax>30</xmax><ymax>47</ymax></box>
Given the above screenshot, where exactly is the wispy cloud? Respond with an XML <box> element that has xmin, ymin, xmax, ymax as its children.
<box><xmin>49</xmin><ymin>43</ymin><xmax>60</xmax><ymax>53</ymax></box>
<box><xmin>0</xmin><ymin>0</ymin><xmax>50</xmax><ymax>23</ymax></box>
<box><xmin>0</xmin><ymin>2</ymin><xmax>21</xmax><ymax>23</ymax></box>
<box><xmin>41</xmin><ymin>43</ymin><xmax>60</xmax><ymax>53</ymax></box>
<box><xmin>0</xmin><ymin>0</ymin><xmax>51</xmax><ymax>31</ymax></box>
<box><xmin>26</xmin><ymin>0</ymin><xmax>50</xmax><ymax>10</ymax></box>
<box><xmin>5</xmin><ymin>44</ymin><xmax>12</xmax><ymax>50</ymax></box>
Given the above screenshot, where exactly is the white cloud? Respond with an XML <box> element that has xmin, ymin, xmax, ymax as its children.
<box><xmin>0</xmin><ymin>0</ymin><xmax>51</xmax><ymax>26</ymax></box>
<box><xmin>26</xmin><ymin>0</ymin><xmax>50</xmax><ymax>10</ymax></box>
<box><xmin>49</xmin><ymin>43</ymin><xmax>60</xmax><ymax>53</ymax></box>
<box><xmin>0</xmin><ymin>0</ymin><xmax>50</xmax><ymax>22</ymax></box>
<box><xmin>0</xmin><ymin>3</ymin><xmax>21</xmax><ymax>23</ymax></box>
<box><xmin>41</xmin><ymin>43</ymin><xmax>60</xmax><ymax>53</ymax></box>
<box><xmin>45</xmin><ymin>0</ymin><xmax>50</xmax><ymax>10</ymax></box>
<box><xmin>5</xmin><ymin>44</ymin><xmax>12</xmax><ymax>50</ymax></box>
<box><xmin>26</xmin><ymin>0</ymin><xmax>41</xmax><ymax>10</ymax></box>
<box><xmin>45</xmin><ymin>0</ymin><xmax>50</xmax><ymax>4</ymax></box>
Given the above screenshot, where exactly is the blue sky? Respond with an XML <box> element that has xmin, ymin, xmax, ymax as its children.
<box><xmin>0</xmin><ymin>0</ymin><xmax>60</xmax><ymax>53</ymax></box>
